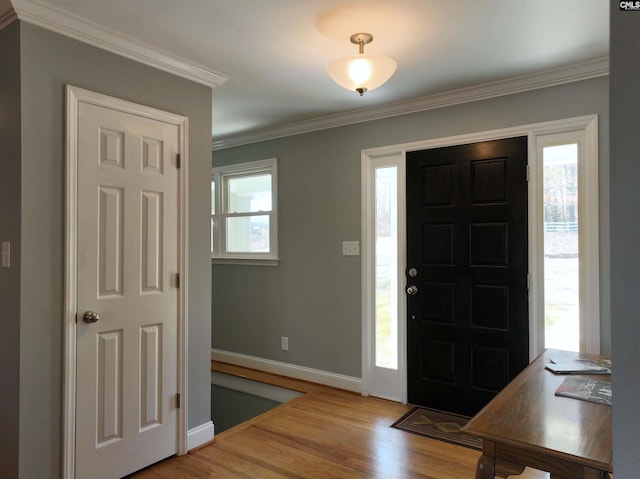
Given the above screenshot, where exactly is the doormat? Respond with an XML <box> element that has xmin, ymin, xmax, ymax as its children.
<box><xmin>391</xmin><ymin>407</ymin><xmax>481</xmax><ymax>450</ymax></box>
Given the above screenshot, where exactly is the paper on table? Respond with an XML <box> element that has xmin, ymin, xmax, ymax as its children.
<box><xmin>545</xmin><ymin>358</ymin><xmax>611</xmax><ymax>374</ymax></box>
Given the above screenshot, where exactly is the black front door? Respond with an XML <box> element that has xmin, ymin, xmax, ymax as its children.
<box><xmin>406</xmin><ymin>137</ymin><xmax>529</xmax><ymax>416</ymax></box>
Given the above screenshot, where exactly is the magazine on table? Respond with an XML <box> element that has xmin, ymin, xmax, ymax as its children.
<box><xmin>544</xmin><ymin>357</ymin><xmax>611</xmax><ymax>375</ymax></box>
<box><xmin>555</xmin><ymin>376</ymin><xmax>612</xmax><ymax>405</ymax></box>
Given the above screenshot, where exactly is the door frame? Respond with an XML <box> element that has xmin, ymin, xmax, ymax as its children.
<box><xmin>361</xmin><ymin>115</ymin><xmax>599</xmax><ymax>403</ymax></box>
<box><xmin>63</xmin><ymin>85</ymin><xmax>189</xmax><ymax>478</ymax></box>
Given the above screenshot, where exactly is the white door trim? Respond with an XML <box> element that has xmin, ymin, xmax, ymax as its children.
<box><xmin>360</xmin><ymin>152</ymin><xmax>407</xmax><ymax>402</ymax></box>
<box><xmin>63</xmin><ymin>85</ymin><xmax>189</xmax><ymax>479</ymax></box>
<box><xmin>361</xmin><ymin>115</ymin><xmax>599</xmax><ymax>402</ymax></box>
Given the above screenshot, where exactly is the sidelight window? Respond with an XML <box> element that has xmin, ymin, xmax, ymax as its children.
<box><xmin>375</xmin><ymin>166</ymin><xmax>399</xmax><ymax>370</ymax></box>
<box><xmin>536</xmin><ymin>124</ymin><xmax>599</xmax><ymax>354</ymax></box>
<box><xmin>542</xmin><ymin>144</ymin><xmax>579</xmax><ymax>351</ymax></box>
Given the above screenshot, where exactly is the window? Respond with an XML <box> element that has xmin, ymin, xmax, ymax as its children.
<box><xmin>211</xmin><ymin>158</ymin><xmax>278</xmax><ymax>264</ymax></box>
<box><xmin>362</xmin><ymin>152</ymin><xmax>406</xmax><ymax>402</ymax></box>
<box><xmin>535</xmin><ymin>122</ymin><xmax>600</xmax><ymax>354</ymax></box>
<box><xmin>542</xmin><ymin>143</ymin><xmax>579</xmax><ymax>352</ymax></box>
<box><xmin>375</xmin><ymin>166</ymin><xmax>399</xmax><ymax>370</ymax></box>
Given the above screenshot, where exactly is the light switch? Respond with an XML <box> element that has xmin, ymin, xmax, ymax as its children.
<box><xmin>342</xmin><ymin>241</ymin><xmax>360</xmax><ymax>256</ymax></box>
<box><xmin>1</xmin><ymin>242</ymin><xmax>10</xmax><ymax>268</ymax></box>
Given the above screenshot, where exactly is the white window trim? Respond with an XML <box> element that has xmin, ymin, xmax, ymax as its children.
<box><xmin>361</xmin><ymin>154</ymin><xmax>406</xmax><ymax>402</ymax></box>
<box><xmin>533</xmin><ymin>124</ymin><xmax>600</xmax><ymax>354</ymax></box>
<box><xmin>212</xmin><ymin>158</ymin><xmax>279</xmax><ymax>265</ymax></box>
<box><xmin>361</xmin><ymin>115</ymin><xmax>599</xmax><ymax>403</ymax></box>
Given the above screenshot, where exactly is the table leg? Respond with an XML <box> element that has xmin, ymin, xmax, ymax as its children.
<box><xmin>581</xmin><ymin>468</ymin><xmax>611</xmax><ymax>479</ymax></box>
<box><xmin>476</xmin><ymin>454</ymin><xmax>495</xmax><ymax>479</ymax></box>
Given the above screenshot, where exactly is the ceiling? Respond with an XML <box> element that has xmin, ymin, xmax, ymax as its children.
<box><xmin>6</xmin><ymin>0</ymin><xmax>609</xmax><ymax>147</ymax></box>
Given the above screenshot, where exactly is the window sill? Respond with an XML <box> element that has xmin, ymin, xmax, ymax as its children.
<box><xmin>211</xmin><ymin>256</ymin><xmax>279</xmax><ymax>266</ymax></box>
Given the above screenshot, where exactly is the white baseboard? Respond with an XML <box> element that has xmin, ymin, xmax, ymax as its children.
<box><xmin>187</xmin><ymin>421</ymin><xmax>214</xmax><ymax>451</ymax></box>
<box><xmin>211</xmin><ymin>349</ymin><xmax>362</xmax><ymax>393</ymax></box>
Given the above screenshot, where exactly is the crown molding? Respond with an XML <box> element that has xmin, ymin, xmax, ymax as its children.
<box><xmin>6</xmin><ymin>0</ymin><xmax>227</xmax><ymax>88</ymax></box>
<box><xmin>0</xmin><ymin>0</ymin><xmax>16</xmax><ymax>29</ymax></box>
<box><xmin>212</xmin><ymin>56</ymin><xmax>609</xmax><ymax>151</ymax></box>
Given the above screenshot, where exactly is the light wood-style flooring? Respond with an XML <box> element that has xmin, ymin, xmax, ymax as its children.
<box><xmin>128</xmin><ymin>362</ymin><xmax>549</xmax><ymax>479</ymax></box>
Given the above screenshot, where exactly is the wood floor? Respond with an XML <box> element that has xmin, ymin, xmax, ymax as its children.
<box><xmin>128</xmin><ymin>362</ymin><xmax>549</xmax><ymax>479</ymax></box>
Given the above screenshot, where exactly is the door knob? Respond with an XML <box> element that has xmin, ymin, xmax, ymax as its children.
<box><xmin>406</xmin><ymin>285</ymin><xmax>418</xmax><ymax>295</ymax></box>
<box><xmin>82</xmin><ymin>310</ymin><xmax>100</xmax><ymax>323</ymax></box>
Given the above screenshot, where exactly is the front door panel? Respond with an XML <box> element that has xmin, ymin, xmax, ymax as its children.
<box><xmin>406</xmin><ymin>137</ymin><xmax>529</xmax><ymax>416</ymax></box>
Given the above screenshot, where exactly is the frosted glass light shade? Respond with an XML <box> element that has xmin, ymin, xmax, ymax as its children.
<box><xmin>327</xmin><ymin>54</ymin><xmax>397</xmax><ymax>94</ymax></box>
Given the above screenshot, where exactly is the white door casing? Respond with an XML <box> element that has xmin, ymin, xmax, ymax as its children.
<box><xmin>361</xmin><ymin>115</ymin><xmax>599</xmax><ymax>402</ymax></box>
<box><xmin>64</xmin><ymin>86</ymin><xmax>189</xmax><ymax>479</ymax></box>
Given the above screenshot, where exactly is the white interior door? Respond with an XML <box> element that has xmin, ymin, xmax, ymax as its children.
<box><xmin>74</xmin><ymin>99</ymin><xmax>181</xmax><ymax>479</ymax></box>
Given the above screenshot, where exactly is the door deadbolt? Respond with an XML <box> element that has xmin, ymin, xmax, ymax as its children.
<box><xmin>406</xmin><ymin>285</ymin><xmax>418</xmax><ymax>295</ymax></box>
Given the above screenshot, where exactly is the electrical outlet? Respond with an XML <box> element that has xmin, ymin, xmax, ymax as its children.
<box><xmin>281</xmin><ymin>336</ymin><xmax>289</xmax><ymax>351</ymax></box>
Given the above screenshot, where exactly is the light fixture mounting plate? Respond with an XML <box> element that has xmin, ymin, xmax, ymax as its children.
<box><xmin>350</xmin><ymin>33</ymin><xmax>373</xmax><ymax>46</ymax></box>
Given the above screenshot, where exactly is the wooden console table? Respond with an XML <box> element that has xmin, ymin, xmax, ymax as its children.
<box><xmin>461</xmin><ymin>349</ymin><xmax>612</xmax><ymax>479</ymax></box>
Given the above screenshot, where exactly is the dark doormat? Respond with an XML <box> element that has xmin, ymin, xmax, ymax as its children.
<box><xmin>391</xmin><ymin>406</ymin><xmax>481</xmax><ymax>450</ymax></box>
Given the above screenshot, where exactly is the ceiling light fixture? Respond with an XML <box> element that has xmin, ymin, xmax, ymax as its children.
<box><xmin>327</xmin><ymin>33</ymin><xmax>397</xmax><ymax>96</ymax></box>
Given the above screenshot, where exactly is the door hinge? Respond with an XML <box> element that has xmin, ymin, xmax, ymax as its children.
<box><xmin>176</xmin><ymin>153</ymin><xmax>181</xmax><ymax>169</ymax></box>
<box><xmin>176</xmin><ymin>273</ymin><xmax>181</xmax><ymax>288</ymax></box>
<box><xmin>527</xmin><ymin>273</ymin><xmax>531</xmax><ymax>290</ymax></box>
<box><xmin>526</xmin><ymin>164</ymin><xmax>530</xmax><ymax>182</ymax></box>
<box><xmin>176</xmin><ymin>393</ymin><xmax>181</xmax><ymax>409</ymax></box>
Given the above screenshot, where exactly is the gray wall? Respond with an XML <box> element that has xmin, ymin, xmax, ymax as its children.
<box><xmin>7</xmin><ymin>22</ymin><xmax>212</xmax><ymax>478</ymax></box>
<box><xmin>610</xmin><ymin>4</ymin><xmax>640</xmax><ymax>476</ymax></box>
<box><xmin>212</xmin><ymin>75</ymin><xmax>610</xmax><ymax>378</ymax></box>
<box><xmin>0</xmin><ymin>22</ymin><xmax>22</xmax><ymax>479</ymax></box>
